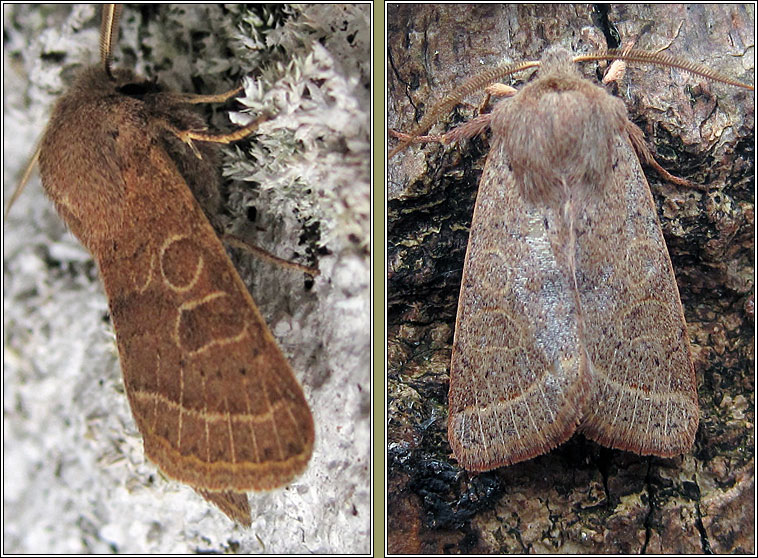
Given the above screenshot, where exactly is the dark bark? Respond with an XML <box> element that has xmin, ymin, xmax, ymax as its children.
<box><xmin>387</xmin><ymin>4</ymin><xmax>754</xmax><ymax>554</ymax></box>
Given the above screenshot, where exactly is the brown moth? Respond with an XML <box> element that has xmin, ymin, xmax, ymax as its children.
<box><xmin>19</xmin><ymin>5</ymin><xmax>314</xmax><ymax>524</ymax></box>
<box><xmin>390</xmin><ymin>46</ymin><xmax>753</xmax><ymax>472</ymax></box>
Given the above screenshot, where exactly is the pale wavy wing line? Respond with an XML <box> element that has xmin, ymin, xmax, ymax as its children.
<box><xmin>455</xmin><ymin>311</ymin><xmax>536</xmax><ymax>461</ymax></box>
<box><xmin>596</xmin><ymin>354</ymin><xmax>693</xmax><ymax>431</ymax></box>
<box><xmin>116</xmin><ymin>229</ymin><xmax>306</xmax><ymax>473</ymax></box>
<box><xmin>453</xmin><ymin>353</ymin><xmax>567</xmax><ymax>426</ymax></box>
<box><xmin>450</xmin><ymin>144</ymin><xmax>585</xmax><ymax>468</ymax></box>
<box><xmin>462</xmin><ymin>248</ymin><xmax>524</xmax><ymax>456</ymax></box>
<box><xmin>478</xmin><ymin>250</ymin><xmax>529</xmax><ymax>449</ymax></box>
<box><xmin>133</xmin><ymin>382</ymin><xmax>309</xmax><ymax>485</ymax></box>
<box><xmin>132</xmin><ymin>388</ymin><xmax>297</xmax><ymax>428</ymax></box>
<box><xmin>452</xmin><ymin>248</ymin><xmax>579</xmax><ymax>464</ymax></box>
<box><xmin>577</xmin><ymin>134</ymin><xmax>695</xmax><ymax>454</ymax></box>
<box><xmin>476</xmin><ymin>341</ymin><xmax>544</xmax><ymax>443</ymax></box>
<box><xmin>593</xmin><ymin>281</ymin><xmax>685</xmax><ymax>447</ymax></box>
<box><xmin>627</xmin><ymin>298</ymin><xmax>676</xmax><ymax>442</ymax></box>
<box><xmin>133</xmin><ymin>252</ymin><xmax>156</xmax><ymax>294</ymax></box>
<box><xmin>173</xmin><ymin>292</ymin><xmax>251</xmax><ymax>357</ymax></box>
<box><xmin>87</xmin><ymin>141</ymin><xmax>310</xmax><ymax>506</ymax></box>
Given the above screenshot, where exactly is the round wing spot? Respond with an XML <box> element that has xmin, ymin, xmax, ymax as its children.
<box><xmin>467</xmin><ymin>249</ymin><xmax>514</xmax><ymax>295</ymax></box>
<box><xmin>461</xmin><ymin>307</ymin><xmax>526</xmax><ymax>350</ymax></box>
<box><xmin>160</xmin><ymin>234</ymin><xmax>204</xmax><ymax>292</ymax></box>
<box><xmin>621</xmin><ymin>300</ymin><xmax>676</xmax><ymax>342</ymax></box>
<box><xmin>625</xmin><ymin>240</ymin><xmax>667</xmax><ymax>288</ymax></box>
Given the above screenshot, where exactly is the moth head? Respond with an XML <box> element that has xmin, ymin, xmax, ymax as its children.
<box><xmin>69</xmin><ymin>66</ymin><xmax>161</xmax><ymax>99</ymax></box>
<box><xmin>389</xmin><ymin>45</ymin><xmax>752</xmax><ymax>160</ymax></box>
<box><xmin>538</xmin><ymin>46</ymin><xmax>582</xmax><ymax>80</ymax></box>
<box><xmin>113</xmin><ymin>73</ymin><xmax>164</xmax><ymax>98</ymax></box>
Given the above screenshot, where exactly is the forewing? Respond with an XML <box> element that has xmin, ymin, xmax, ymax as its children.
<box><xmin>448</xmin><ymin>139</ymin><xmax>589</xmax><ymax>471</ymax></box>
<box><xmin>196</xmin><ymin>489</ymin><xmax>251</xmax><ymax>527</ymax></box>
<box><xmin>576</xmin><ymin>133</ymin><xmax>698</xmax><ymax>456</ymax></box>
<box><xmin>97</xmin><ymin>141</ymin><xmax>314</xmax><ymax>494</ymax></box>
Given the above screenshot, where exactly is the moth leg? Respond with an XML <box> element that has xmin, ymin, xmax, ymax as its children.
<box><xmin>484</xmin><ymin>83</ymin><xmax>518</xmax><ymax>98</ymax></box>
<box><xmin>160</xmin><ymin>86</ymin><xmax>245</xmax><ymax>105</ymax></box>
<box><xmin>389</xmin><ymin>112</ymin><xmax>492</xmax><ymax>148</ymax></box>
<box><xmin>5</xmin><ymin>142</ymin><xmax>41</xmax><ymax>217</ymax></box>
<box><xmin>601</xmin><ymin>39</ymin><xmax>638</xmax><ymax>85</ymax></box>
<box><xmin>158</xmin><ymin>115</ymin><xmax>270</xmax><ymax>159</ymax></box>
<box><xmin>223</xmin><ymin>233</ymin><xmax>320</xmax><ymax>277</ymax></box>
<box><xmin>478</xmin><ymin>83</ymin><xmax>518</xmax><ymax>113</ymax></box>
<box><xmin>602</xmin><ymin>59</ymin><xmax>627</xmax><ymax>85</ymax></box>
<box><xmin>388</xmin><ymin>129</ymin><xmax>446</xmax><ymax>144</ymax></box>
<box><xmin>624</xmin><ymin>120</ymin><xmax>701</xmax><ymax>189</ymax></box>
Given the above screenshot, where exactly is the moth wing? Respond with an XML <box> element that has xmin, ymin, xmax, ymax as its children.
<box><xmin>196</xmin><ymin>489</ymin><xmax>251</xmax><ymax>527</ymax></box>
<box><xmin>97</xmin><ymin>141</ymin><xmax>314</xmax><ymax>493</ymax></box>
<box><xmin>448</xmin><ymin>139</ymin><xmax>590</xmax><ymax>471</ymax></box>
<box><xmin>576</xmin><ymin>133</ymin><xmax>698</xmax><ymax>456</ymax></box>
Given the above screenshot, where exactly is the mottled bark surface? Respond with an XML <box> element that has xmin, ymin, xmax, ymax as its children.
<box><xmin>387</xmin><ymin>4</ymin><xmax>754</xmax><ymax>554</ymax></box>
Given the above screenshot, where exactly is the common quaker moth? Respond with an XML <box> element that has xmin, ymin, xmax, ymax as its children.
<box><xmin>7</xmin><ymin>4</ymin><xmax>315</xmax><ymax>526</ymax></box>
<box><xmin>388</xmin><ymin>5</ymin><xmax>753</xmax><ymax>476</ymax></box>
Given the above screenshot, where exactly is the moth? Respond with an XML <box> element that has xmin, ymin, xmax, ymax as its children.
<box><xmin>390</xmin><ymin>46</ymin><xmax>753</xmax><ymax>472</ymax></box>
<box><xmin>10</xmin><ymin>5</ymin><xmax>314</xmax><ymax>524</ymax></box>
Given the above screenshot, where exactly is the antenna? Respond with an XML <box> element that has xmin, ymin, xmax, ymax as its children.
<box><xmin>390</xmin><ymin>47</ymin><xmax>754</xmax><ymax>159</ymax></box>
<box><xmin>100</xmin><ymin>4</ymin><xmax>123</xmax><ymax>79</ymax></box>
